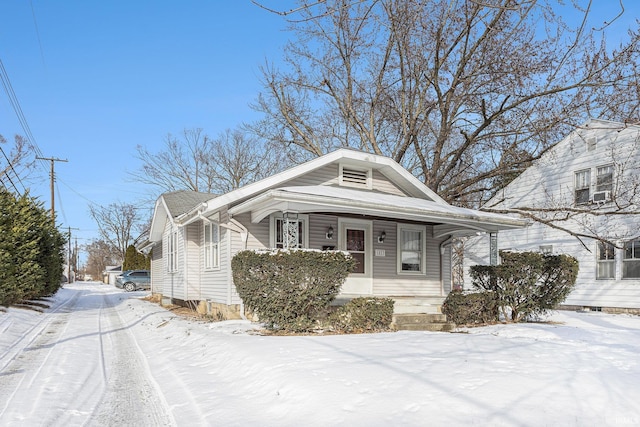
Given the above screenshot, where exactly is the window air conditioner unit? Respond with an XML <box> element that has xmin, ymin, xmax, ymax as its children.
<box><xmin>592</xmin><ymin>191</ymin><xmax>610</xmax><ymax>203</ymax></box>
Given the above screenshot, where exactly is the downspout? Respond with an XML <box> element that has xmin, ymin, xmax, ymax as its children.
<box><xmin>227</xmin><ymin>216</ymin><xmax>249</xmax><ymax>320</ymax></box>
<box><xmin>439</xmin><ymin>235</ymin><xmax>454</xmax><ymax>296</ymax></box>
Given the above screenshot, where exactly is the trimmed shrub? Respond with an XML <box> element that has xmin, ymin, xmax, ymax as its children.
<box><xmin>442</xmin><ymin>290</ymin><xmax>499</xmax><ymax>325</ymax></box>
<box><xmin>470</xmin><ymin>251</ymin><xmax>579</xmax><ymax>322</ymax></box>
<box><xmin>329</xmin><ymin>297</ymin><xmax>395</xmax><ymax>333</ymax></box>
<box><xmin>231</xmin><ymin>249</ymin><xmax>356</xmax><ymax>332</ymax></box>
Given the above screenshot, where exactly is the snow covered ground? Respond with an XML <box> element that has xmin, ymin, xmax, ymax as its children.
<box><xmin>1</xmin><ymin>282</ymin><xmax>639</xmax><ymax>426</ymax></box>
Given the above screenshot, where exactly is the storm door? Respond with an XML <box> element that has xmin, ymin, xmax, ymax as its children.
<box><xmin>339</xmin><ymin>219</ymin><xmax>373</xmax><ymax>295</ymax></box>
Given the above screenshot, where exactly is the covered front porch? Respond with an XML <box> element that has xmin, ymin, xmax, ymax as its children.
<box><xmin>228</xmin><ymin>185</ymin><xmax>526</xmax><ymax>321</ymax></box>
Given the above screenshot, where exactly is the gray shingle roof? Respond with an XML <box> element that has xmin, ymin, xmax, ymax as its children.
<box><xmin>162</xmin><ymin>190</ymin><xmax>214</xmax><ymax>218</ymax></box>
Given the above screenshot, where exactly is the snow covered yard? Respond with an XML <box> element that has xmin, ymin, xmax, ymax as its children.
<box><xmin>1</xmin><ymin>282</ymin><xmax>639</xmax><ymax>426</ymax></box>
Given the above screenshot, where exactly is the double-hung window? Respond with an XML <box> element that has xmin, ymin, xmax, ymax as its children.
<box><xmin>574</xmin><ymin>169</ymin><xmax>591</xmax><ymax>205</ymax></box>
<box><xmin>623</xmin><ymin>239</ymin><xmax>640</xmax><ymax>279</ymax></box>
<box><xmin>204</xmin><ymin>222</ymin><xmax>220</xmax><ymax>269</ymax></box>
<box><xmin>397</xmin><ymin>224</ymin><xmax>426</xmax><ymax>273</ymax></box>
<box><xmin>167</xmin><ymin>230</ymin><xmax>177</xmax><ymax>272</ymax></box>
<box><xmin>596</xmin><ymin>165</ymin><xmax>613</xmax><ymax>193</ymax></box>
<box><xmin>596</xmin><ymin>241</ymin><xmax>615</xmax><ymax>279</ymax></box>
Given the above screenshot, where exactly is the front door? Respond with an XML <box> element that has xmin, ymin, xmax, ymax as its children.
<box><xmin>339</xmin><ymin>219</ymin><xmax>373</xmax><ymax>295</ymax></box>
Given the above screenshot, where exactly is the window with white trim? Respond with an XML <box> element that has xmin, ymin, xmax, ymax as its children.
<box><xmin>167</xmin><ymin>230</ymin><xmax>177</xmax><ymax>272</ymax></box>
<box><xmin>623</xmin><ymin>239</ymin><xmax>640</xmax><ymax>279</ymax></box>
<box><xmin>397</xmin><ymin>224</ymin><xmax>426</xmax><ymax>273</ymax></box>
<box><xmin>574</xmin><ymin>169</ymin><xmax>590</xmax><ymax>205</ymax></box>
<box><xmin>596</xmin><ymin>165</ymin><xmax>613</xmax><ymax>193</ymax></box>
<box><xmin>270</xmin><ymin>214</ymin><xmax>309</xmax><ymax>249</ymax></box>
<box><xmin>203</xmin><ymin>222</ymin><xmax>220</xmax><ymax>269</ymax></box>
<box><xmin>596</xmin><ymin>241</ymin><xmax>615</xmax><ymax>280</ymax></box>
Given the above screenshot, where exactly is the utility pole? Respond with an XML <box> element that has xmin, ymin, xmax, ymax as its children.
<box><xmin>36</xmin><ymin>156</ymin><xmax>68</xmax><ymax>223</ymax></box>
<box><xmin>67</xmin><ymin>226</ymin><xmax>79</xmax><ymax>283</ymax></box>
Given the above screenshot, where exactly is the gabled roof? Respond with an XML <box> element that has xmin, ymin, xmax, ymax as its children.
<box><xmin>175</xmin><ymin>149</ymin><xmax>447</xmax><ymax>226</ymax></box>
<box><xmin>163</xmin><ymin>190</ymin><xmax>214</xmax><ymax>217</ymax></box>
<box><xmin>149</xmin><ymin>190</ymin><xmax>214</xmax><ymax>241</ymax></box>
<box><xmin>485</xmin><ymin>118</ymin><xmax>640</xmax><ymax>210</ymax></box>
<box><xmin>149</xmin><ymin>149</ymin><xmax>527</xmax><ymax>241</ymax></box>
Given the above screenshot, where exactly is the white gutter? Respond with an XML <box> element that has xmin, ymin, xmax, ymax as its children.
<box><xmin>177</xmin><ymin>202</ymin><xmax>210</xmax><ymax>227</ymax></box>
<box><xmin>226</xmin><ymin>216</ymin><xmax>248</xmax><ymax>320</ymax></box>
<box><xmin>229</xmin><ymin>189</ymin><xmax>527</xmax><ymax>230</ymax></box>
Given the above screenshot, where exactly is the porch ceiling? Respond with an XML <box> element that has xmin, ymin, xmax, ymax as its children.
<box><xmin>227</xmin><ymin>185</ymin><xmax>527</xmax><ymax>235</ymax></box>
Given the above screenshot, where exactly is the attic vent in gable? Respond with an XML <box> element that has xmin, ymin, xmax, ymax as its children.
<box><xmin>586</xmin><ymin>137</ymin><xmax>597</xmax><ymax>152</ymax></box>
<box><xmin>339</xmin><ymin>165</ymin><xmax>372</xmax><ymax>189</ymax></box>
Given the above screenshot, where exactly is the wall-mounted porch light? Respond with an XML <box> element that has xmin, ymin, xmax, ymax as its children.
<box><xmin>378</xmin><ymin>231</ymin><xmax>386</xmax><ymax>243</ymax></box>
<box><xmin>326</xmin><ymin>225</ymin><xmax>334</xmax><ymax>239</ymax></box>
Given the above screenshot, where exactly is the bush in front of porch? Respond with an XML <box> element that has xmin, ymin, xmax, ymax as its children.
<box><xmin>231</xmin><ymin>249</ymin><xmax>356</xmax><ymax>332</ymax></box>
<box><xmin>468</xmin><ymin>251</ymin><xmax>579</xmax><ymax>323</ymax></box>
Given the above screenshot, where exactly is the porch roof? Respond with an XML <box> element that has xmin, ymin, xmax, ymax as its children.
<box><xmin>228</xmin><ymin>185</ymin><xmax>527</xmax><ymax>237</ymax></box>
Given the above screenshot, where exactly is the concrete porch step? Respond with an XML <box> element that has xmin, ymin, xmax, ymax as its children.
<box><xmin>392</xmin><ymin>296</ymin><xmax>445</xmax><ymax>314</ymax></box>
<box><xmin>392</xmin><ymin>313</ymin><xmax>456</xmax><ymax>332</ymax></box>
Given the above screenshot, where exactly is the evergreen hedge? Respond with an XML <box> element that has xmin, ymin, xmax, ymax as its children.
<box><xmin>329</xmin><ymin>297</ymin><xmax>395</xmax><ymax>333</ymax></box>
<box><xmin>442</xmin><ymin>290</ymin><xmax>499</xmax><ymax>325</ymax></box>
<box><xmin>123</xmin><ymin>244</ymin><xmax>150</xmax><ymax>271</ymax></box>
<box><xmin>0</xmin><ymin>190</ymin><xmax>66</xmax><ymax>306</ymax></box>
<box><xmin>231</xmin><ymin>249</ymin><xmax>356</xmax><ymax>332</ymax></box>
<box><xmin>469</xmin><ymin>251</ymin><xmax>579</xmax><ymax>322</ymax></box>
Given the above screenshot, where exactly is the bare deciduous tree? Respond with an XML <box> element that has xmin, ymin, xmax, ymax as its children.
<box><xmin>250</xmin><ymin>0</ymin><xmax>640</xmax><ymax>208</ymax></box>
<box><xmin>89</xmin><ymin>202</ymin><xmax>145</xmax><ymax>262</ymax></box>
<box><xmin>0</xmin><ymin>134</ymin><xmax>35</xmax><ymax>192</ymax></box>
<box><xmin>84</xmin><ymin>239</ymin><xmax>121</xmax><ymax>280</ymax></box>
<box><xmin>130</xmin><ymin>127</ymin><xmax>275</xmax><ymax>195</ymax></box>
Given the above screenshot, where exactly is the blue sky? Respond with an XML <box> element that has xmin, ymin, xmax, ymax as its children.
<box><xmin>1</xmin><ymin>1</ymin><xmax>638</xmax><ymax>264</ymax></box>
<box><xmin>0</xmin><ymin>1</ymin><xmax>294</xmax><ymax>255</ymax></box>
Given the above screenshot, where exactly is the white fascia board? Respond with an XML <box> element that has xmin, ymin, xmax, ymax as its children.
<box><xmin>178</xmin><ymin>149</ymin><xmax>448</xmax><ymax>222</ymax></box>
<box><xmin>229</xmin><ymin>188</ymin><xmax>526</xmax><ymax>231</ymax></box>
<box><xmin>149</xmin><ymin>196</ymin><xmax>171</xmax><ymax>242</ymax></box>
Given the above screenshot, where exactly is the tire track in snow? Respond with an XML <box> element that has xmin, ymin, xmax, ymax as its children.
<box><xmin>0</xmin><ymin>290</ymin><xmax>79</xmax><ymax>372</ymax></box>
<box><xmin>89</xmin><ymin>292</ymin><xmax>176</xmax><ymax>426</ymax></box>
<box><xmin>0</xmin><ymin>291</ymin><xmax>81</xmax><ymax>422</ymax></box>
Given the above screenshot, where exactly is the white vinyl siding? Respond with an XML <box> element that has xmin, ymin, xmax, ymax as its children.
<box><xmin>465</xmin><ymin>120</ymin><xmax>640</xmax><ymax>310</ymax></box>
<box><xmin>283</xmin><ymin>164</ymin><xmax>408</xmax><ymax>196</ymax></box>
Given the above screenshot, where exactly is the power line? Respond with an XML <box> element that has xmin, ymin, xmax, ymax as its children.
<box><xmin>29</xmin><ymin>0</ymin><xmax>47</xmax><ymax>69</ymax></box>
<box><xmin>0</xmin><ymin>143</ymin><xmax>28</xmax><ymax>195</ymax></box>
<box><xmin>0</xmin><ymin>146</ymin><xmax>22</xmax><ymax>194</ymax></box>
<box><xmin>0</xmin><ymin>58</ymin><xmax>46</xmax><ymax>164</ymax></box>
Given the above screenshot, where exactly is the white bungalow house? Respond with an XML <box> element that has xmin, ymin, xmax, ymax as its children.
<box><xmin>146</xmin><ymin>149</ymin><xmax>525</xmax><ymax>320</ymax></box>
<box><xmin>464</xmin><ymin>119</ymin><xmax>640</xmax><ymax>313</ymax></box>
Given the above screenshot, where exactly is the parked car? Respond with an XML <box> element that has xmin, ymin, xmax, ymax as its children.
<box><xmin>115</xmin><ymin>270</ymin><xmax>150</xmax><ymax>292</ymax></box>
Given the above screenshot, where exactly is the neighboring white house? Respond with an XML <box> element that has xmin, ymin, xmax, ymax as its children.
<box><xmin>464</xmin><ymin>119</ymin><xmax>640</xmax><ymax>312</ymax></box>
<box><xmin>145</xmin><ymin>149</ymin><xmax>526</xmax><ymax>319</ymax></box>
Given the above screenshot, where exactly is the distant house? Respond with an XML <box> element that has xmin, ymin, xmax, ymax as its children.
<box><xmin>103</xmin><ymin>265</ymin><xmax>122</xmax><ymax>285</ymax></box>
<box><xmin>464</xmin><ymin>119</ymin><xmax>640</xmax><ymax>312</ymax></box>
<box><xmin>145</xmin><ymin>149</ymin><xmax>525</xmax><ymax>319</ymax></box>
